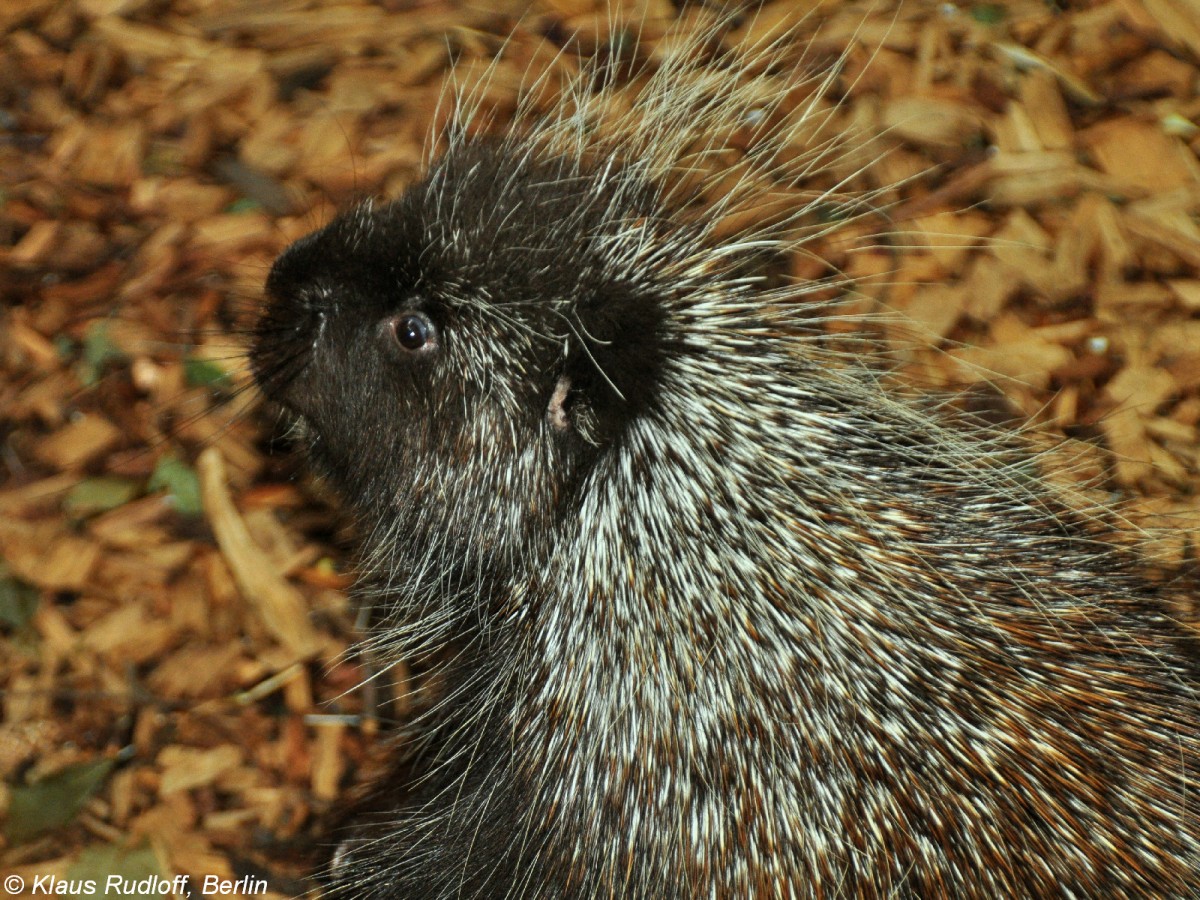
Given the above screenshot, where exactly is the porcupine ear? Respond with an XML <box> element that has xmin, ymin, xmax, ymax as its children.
<box><xmin>547</xmin><ymin>285</ymin><xmax>666</xmax><ymax>441</ymax></box>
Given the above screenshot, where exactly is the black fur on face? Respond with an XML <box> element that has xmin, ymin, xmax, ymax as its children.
<box><xmin>252</xmin><ymin>141</ymin><xmax>667</xmax><ymax>581</ymax></box>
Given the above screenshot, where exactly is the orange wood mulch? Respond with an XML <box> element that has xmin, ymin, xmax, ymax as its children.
<box><xmin>3</xmin><ymin>0</ymin><xmax>1200</xmax><ymax>896</ymax></box>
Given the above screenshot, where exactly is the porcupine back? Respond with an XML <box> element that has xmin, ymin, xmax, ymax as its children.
<box><xmin>252</xmin><ymin>8</ymin><xmax>1200</xmax><ymax>900</ymax></box>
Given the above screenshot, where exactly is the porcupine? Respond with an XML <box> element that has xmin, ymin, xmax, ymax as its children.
<box><xmin>251</xmin><ymin>8</ymin><xmax>1200</xmax><ymax>899</ymax></box>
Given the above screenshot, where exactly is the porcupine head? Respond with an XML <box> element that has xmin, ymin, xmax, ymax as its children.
<box><xmin>252</xmin><ymin>14</ymin><xmax>859</xmax><ymax>638</ymax></box>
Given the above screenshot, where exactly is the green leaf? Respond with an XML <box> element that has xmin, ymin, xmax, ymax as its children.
<box><xmin>0</xmin><ymin>566</ymin><xmax>39</xmax><ymax>630</ymax></box>
<box><xmin>148</xmin><ymin>454</ymin><xmax>203</xmax><ymax>516</ymax></box>
<box><xmin>68</xmin><ymin>842</ymin><xmax>162</xmax><ymax>887</ymax></box>
<box><xmin>64</xmin><ymin>476</ymin><xmax>141</xmax><ymax>515</ymax></box>
<box><xmin>225</xmin><ymin>197</ymin><xmax>262</xmax><ymax>214</ymax></box>
<box><xmin>184</xmin><ymin>355</ymin><xmax>232</xmax><ymax>388</ymax></box>
<box><xmin>53</xmin><ymin>334</ymin><xmax>76</xmax><ymax>360</ymax></box>
<box><xmin>971</xmin><ymin>3</ymin><xmax>1006</xmax><ymax>24</ymax></box>
<box><xmin>79</xmin><ymin>322</ymin><xmax>125</xmax><ymax>386</ymax></box>
<box><xmin>5</xmin><ymin>758</ymin><xmax>115</xmax><ymax>843</ymax></box>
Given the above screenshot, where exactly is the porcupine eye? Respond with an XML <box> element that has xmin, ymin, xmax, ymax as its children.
<box><xmin>385</xmin><ymin>312</ymin><xmax>436</xmax><ymax>353</ymax></box>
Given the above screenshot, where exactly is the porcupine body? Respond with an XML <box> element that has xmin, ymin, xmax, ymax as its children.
<box><xmin>252</xmin><ymin>11</ymin><xmax>1200</xmax><ymax>900</ymax></box>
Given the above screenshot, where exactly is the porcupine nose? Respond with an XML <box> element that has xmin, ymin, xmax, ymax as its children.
<box><xmin>254</xmin><ymin>224</ymin><xmax>336</xmax><ymax>405</ymax></box>
<box><xmin>252</xmin><ymin>285</ymin><xmax>331</xmax><ymax>420</ymax></box>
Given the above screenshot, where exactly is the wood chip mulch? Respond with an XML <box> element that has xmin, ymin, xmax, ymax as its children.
<box><xmin>3</xmin><ymin>0</ymin><xmax>1200</xmax><ymax>896</ymax></box>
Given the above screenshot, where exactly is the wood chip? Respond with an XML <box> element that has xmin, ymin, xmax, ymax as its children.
<box><xmin>35</xmin><ymin>415</ymin><xmax>123</xmax><ymax>470</ymax></box>
<box><xmin>158</xmin><ymin>746</ymin><xmax>243</xmax><ymax>796</ymax></box>
<box><xmin>197</xmin><ymin>447</ymin><xmax>320</xmax><ymax>660</ymax></box>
